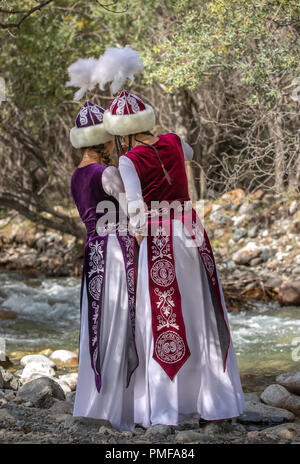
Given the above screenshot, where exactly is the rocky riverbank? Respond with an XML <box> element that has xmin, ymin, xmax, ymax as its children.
<box><xmin>0</xmin><ymin>189</ymin><xmax>299</xmax><ymax>309</ymax></box>
<box><xmin>0</xmin><ymin>351</ymin><xmax>300</xmax><ymax>444</ymax></box>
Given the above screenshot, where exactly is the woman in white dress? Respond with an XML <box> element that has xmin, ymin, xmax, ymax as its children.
<box><xmin>69</xmin><ymin>101</ymin><xmax>138</xmax><ymax>431</ymax></box>
<box><xmin>103</xmin><ymin>89</ymin><xmax>246</xmax><ymax>428</ymax></box>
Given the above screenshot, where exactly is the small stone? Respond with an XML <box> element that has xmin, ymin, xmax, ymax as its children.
<box><xmin>175</xmin><ymin>430</ymin><xmax>208</xmax><ymax>443</ymax></box>
<box><xmin>289</xmin><ymin>201</ymin><xmax>298</xmax><ymax>215</ymax></box>
<box><xmin>232</xmin><ymin>242</ymin><xmax>261</xmax><ymax>265</ymax></box>
<box><xmin>144</xmin><ymin>424</ymin><xmax>172</xmax><ymax>437</ymax></box>
<box><xmin>249</xmin><ymin>257</ymin><xmax>263</xmax><ymax>266</ymax></box>
<box><xmin>24</xmin><ymin>401</ymin><xmax>33</xmax><ymax>407</ymax></box>
<box><xmin>50</xmin><ymin>350</ymin><xmax>78</xmax><ymax>365</ymax></box>
<box><xmin>58</xmin><ymin>373</ymin><xmax>78</xmax><ymax>391</ymax></box>
<box><xmin>278</xmin><ymin>281</ymin><xmax>300</xmax><ymax>305</ymax></box>
<box><xmin>50</xmin><ymin>400</ymin><xmax>73</xmax><ymax>415</ymax></box>
<box><xmin>248</xmin><ymin>226</ymin><xmax>258</xmax><ymax>238</ymax></box>
<box><xmin>233</xmin><ymin>228</ymin><xmax>248</xmax><ymax>242</ymax></box>
<box><xmin>20</xmin><ymin>354</ymin><xmax>56</xmax><ymax>369</ymax></box>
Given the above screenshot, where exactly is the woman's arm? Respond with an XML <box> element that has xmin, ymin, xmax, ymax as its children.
<box><xmin>118</xmin><ymin>156</ymin><xmax>147</xmax><ymax>239</ymax></box>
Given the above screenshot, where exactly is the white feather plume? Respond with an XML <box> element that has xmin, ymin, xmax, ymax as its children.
<box><xmin>92</xmin><ymin>45</ymin><xmax>143</xmax><ymax>95</ymax></box>
<box><xmin>65</xmin><ymin>57</ymin><xmax>98</xmax><ymax>101</ymax></box>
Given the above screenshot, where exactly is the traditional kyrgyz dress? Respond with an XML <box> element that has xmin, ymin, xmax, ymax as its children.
<box><xmin>70</xmin><ymin>163</ymin><xmax>138</xmax><ymax>431</ymax></box>
<box><xmin>119</xmin><ymin>133</ymin><xmax>245</xmax><ymax>427</ymax></box>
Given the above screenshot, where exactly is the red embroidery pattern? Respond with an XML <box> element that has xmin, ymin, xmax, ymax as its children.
<box><xmin>147</xmin><ymin>221</ymin><xmax>191</xmax><ymax>380</ymax></box>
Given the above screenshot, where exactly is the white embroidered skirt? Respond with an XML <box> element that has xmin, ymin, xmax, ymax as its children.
<box><xmin>73</xmin><ymin>234</ymin><xmax>134</xmax><ymax>431</ymax></box>
<box><xmin>133</xmin><ymin>219</ymin><xmax>245</xmax><ymax>427</ymax></box>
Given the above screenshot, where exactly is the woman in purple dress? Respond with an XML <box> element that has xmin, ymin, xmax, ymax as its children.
<box><xmin>69</xmin><ymin>101</ymin><xmax>138</xmax><ymax>431</ymax></box>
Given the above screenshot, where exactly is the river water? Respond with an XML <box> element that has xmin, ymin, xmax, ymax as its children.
<box><xmin>1</xmin><ymin>270</ymin><xmax>300</xmax><ymax>390</ymax></box>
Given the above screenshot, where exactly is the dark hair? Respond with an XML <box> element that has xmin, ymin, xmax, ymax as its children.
<box><xmin>80</xmin><ymin>144</ymin><xmax>114</xmax><ymax>166</ymax></box>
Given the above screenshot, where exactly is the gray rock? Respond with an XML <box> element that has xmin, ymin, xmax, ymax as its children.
<box><xmin>237</xmin><ymin>394</ymin><xmax>295</xmax><ymax>425</ymax></box>
<box><xmin>175</xmin><ymin>430</ymin><xmax>210</xmax><ymax>443</ymax></box>
<box><xmin>239</xmin><ymin>203</ymin><xmax>255</xmax><ymax>214</ymax></box>
<box><xmin>260</xmin><ymin>384</ymin><xmax>300</xmax><ymax>415</ymax></box>
<box><xmin>249</xmin><ymin>257</ymin><xmax>263</xmax><ymax>266</ymax></box>
<box><xmin>276</xmin><ymin>371</ymin><xmax>300</xmax><ymax>395</ymax></box>
<box><xmin>2</xmin><ymin>371</ymin><xmax>20</xmax><ymax>391</ymax></box>
<box><xmin>17</xmin><ymin>376</ymin><xmax>65</xmax><ymax>409</ymax></box>
<box><xmin>232</xmin><ymin>242</ymin><xmax>261</xmax><ymax>264</ymax></box>
<box><xmin>214</xmin><ymin>229</ymin><xmax>224</xmax><ymax>239</ymax></box>
<box><xmin>260</xmin><ymin>246</ymin><xmax>274</xmax><ymax>262</ymax></box>
<box><xmin>233</xmin><ymin>228</ymin><xmax>248</xmax><ymax>242</ymax></box>
<box><xmin>248</xmin><ymin>225</ymin><xmax>259</xmax><ymax>238</ymax></box>
<box><xmin>144</xmin><ymin>424</ymin><xmax>172</xmax><ymax>437</ymax></box>
<box><xmin>49</xmin><ymin>399</ymin><xmax>73</xmax><ymax>415</ymax></box>
<box><xmin>64</xmin><ymin>416</ymin><xmax>110</xmax><ymax>432</ymax></box>
<box><xmin>259</xmin><ymin>423</ymin><xmax>300</xmax><ymax>442</ymax></box>
<box><xmin>66</xmin><ymin>391</ymin><xmax>76</xmax><ymax>402</ymax></box>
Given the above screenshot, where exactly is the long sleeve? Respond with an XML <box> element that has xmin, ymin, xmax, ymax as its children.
<box><xmin>118</xmin><ymin>156</ymin><xmax>147</xmax><ymax>235</ymax></box>
<box><xmin>180</xmin><ymin>138</ymin><xmax>194</xmax><ymax>161</ymax></box>
<box><xmin>102</xmin><ymin>165</ymin><xmax>125</xmax><ymax>200</ymax></box>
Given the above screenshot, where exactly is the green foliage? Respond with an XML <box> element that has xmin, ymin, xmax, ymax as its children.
<box><xmin>0</xmin><ymin>0</ymin><xmax>299</xmax><ymax>123</ymax></box>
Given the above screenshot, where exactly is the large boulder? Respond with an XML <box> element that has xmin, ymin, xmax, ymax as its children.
<box><xmin>20</xmin><ymin>354</ymin><xmax>56</xmax><ymax>369</ymax></box>
<box><xmin>276</xmin><ymin>372</ymin><xmax>300</xmax><ymax>395</ymax></box>
<box><xmin>237</xmin><ymin>393</ymin><xmax>295</xmax><ymax>425</ymax></box>
<box><xmin>17</xmin><ymin>376</ymin><xmax>65</xmax><ymax>409</ymax></box>
<box><xmin>260</xmin><ymin>384</ymin><xmax>300</xmax><ymax>416</ymax></box>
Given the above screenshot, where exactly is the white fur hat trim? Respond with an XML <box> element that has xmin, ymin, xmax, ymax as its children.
<box><xmin>103</xmin><ymin>104</ymin><xmax>155</xmax><ymax>136</ymax></box>
<box><xmin>70</xmin><ymin>124</ymin><xmax>113</xmax><ymax>149</ymax></box>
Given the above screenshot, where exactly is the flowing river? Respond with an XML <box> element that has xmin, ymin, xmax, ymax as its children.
<box><xmin>1</xmin><ymin>270</ymin><xmax>300</xmax><ymax>390</ymax></box>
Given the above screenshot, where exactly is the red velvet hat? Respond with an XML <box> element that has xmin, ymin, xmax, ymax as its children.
<box><xmin>103</xmin><ymin>90</ymin><xmax>155</xmax><ymax>136</ymax></box>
